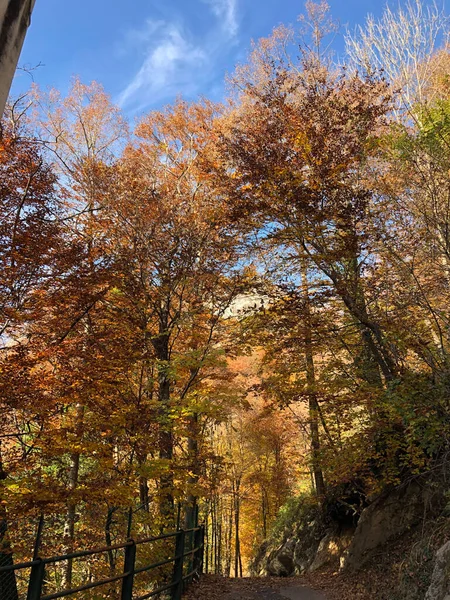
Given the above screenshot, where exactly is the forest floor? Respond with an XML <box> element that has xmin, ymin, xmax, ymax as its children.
<box><xmin>183</xmin><ymin>570</ymin><xmax>404</xmax><ymax>599</ymax></box>
<box><xmin>182</xmin><ymin>566</ymin><xmax>409</xmax><ymax>600</ymax></box>
<box><xmin>184</xmin><ymin>575</ymin><xmax>327</xmax><ymax>599</ymax></box>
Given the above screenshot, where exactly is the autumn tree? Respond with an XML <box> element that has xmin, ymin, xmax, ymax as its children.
<box><xmin>206</xmin><ymin>5</ymin><xmax>402</xmax><ymax>505</ymax></box>
<box><xmin>0</xmin><ymin>112</ymin><xmax>69</xmax><ymax>597</ymax></box>
<box><xmin>98</xmin><ymin>99</ymin><xmax>244</xmax><ymax>525</ymax></box>
<box><xmin>345</xmin><ymin>0</ymin><xmax>449</xmax><ymax>118</ymax></box>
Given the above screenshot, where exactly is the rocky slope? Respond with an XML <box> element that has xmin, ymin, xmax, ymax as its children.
<box><xmin>252</xmin><ymin>476</ymin><xmax>450</xmax><ymax>599</ymax></box>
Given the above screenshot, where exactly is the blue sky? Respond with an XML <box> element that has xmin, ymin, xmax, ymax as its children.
<box><xmin>11</xmin><ymin>0</ymin><xmax>422</xmax><ymax>117</ymax></box>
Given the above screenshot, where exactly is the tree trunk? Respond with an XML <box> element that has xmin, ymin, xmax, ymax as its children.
<box><xmin>217</xmin><ymin>497</ymin><xmax>222</xmax><ymax>574</ymax></box>
<box><xmin>184</xmin><ymin>410</ymin><xmax>199</xmax><ymax>530</ymax></box>
<box><xmin>204</xmin><ymin>503</ymin><xmax>209</xmax><ymax>574</ymax></box>
<box><xmin>306</xmin><ymin>236</ymin><xmax>397</xmax><ymax>381</ymax></box>
<box><xmin>261</xmin><ymin>486</ymin><xmax>268</xmax><ymax>538</ymax></box>
<box><xmin>62</xmin><ymin>402</ymin><xmax>84</xmax><ymax>589</ymax></box>
<box><xmin>224</xmin><ymin>495</ymin><xmax>233</xmax><ymax>576</ymax></box>
<box><xmin>234</xmin><ymin>477</ymin><xmax>241</xmax><ymax>578</ymax></box>
<box><xmin>105</xmin><ymin>507</ymin><xmax>117</xmax><ymax>573</ymax></box>
<box><xmin>308</xmin><ymin>395</ymin><xmax>326</xmax><ymax>498</ymax></box>
<box><xmin>158</xmin><ymin>392</ymin><xmax>174</xmax><ymax>523</ymax></box>
<box><xmin>153</xmin><ymin>323</ymin><xmax>174</xmax><ymax>526</ymax></box>
<box><xmin>212</xmin><ymin>495</ymin><xmax>218</xmax><ymax>573</ymax></box>
<box><xmin>301</xmin><ymin>259</ymin><xmax>326</xmax><ymax>499</ymax></box>
<box><xmin>139</xmin><ymin>476</ymin><xmax>150</xmax><ymax>512</ymax></box>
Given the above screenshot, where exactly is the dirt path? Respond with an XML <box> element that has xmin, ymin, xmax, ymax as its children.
<box><xmin>184</xmin><ymin>576</ymin><xmax>327</xmax><ymax>600</ymax></box>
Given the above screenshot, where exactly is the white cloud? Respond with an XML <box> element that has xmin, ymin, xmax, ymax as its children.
<box><xmin>118</xmin><ymin>21</ymin><xmax>207</xmax><ymax>109</ymax></box>
<box><xmin>203</xmin><ymin>0</ymin><xmax>238</xmax><ymax>37</ymax></box>
<box><xmin>117</xmin><ymin>1</ymin><xmax>240</xmax><ymax>112</ymax></box>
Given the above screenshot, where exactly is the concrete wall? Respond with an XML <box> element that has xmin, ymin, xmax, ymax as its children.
<box><xmin>0</xmin><ymin>0</ymin><xmax>36</xmax><ymax>116</ymax></box>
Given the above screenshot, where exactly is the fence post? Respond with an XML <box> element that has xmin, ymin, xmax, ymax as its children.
<box><xmin>192</xmin><ymin>525</ymin><xmax>205</xmax><ymax>580</ymax></box>
<box><xmin>171</xmin><ymin>528</ymin><xmax>185</xmax><ymax>600</ymax></box>
<box><xmin>200</xmin><ymin>525</ymin><xmax>205</xmax><ymax>575</ymax></box>
<box><xmin>121</xmin><ymin>540</ymin><xmax>136</xmax><ymax>600</ymax></box>
<box><xmin>27</xmin><ymin>516</ymin><xmax>45</xmax><ymax>600</ymax></box>
<box><xmin>33</xmin><ymin>515</ymin><xmax>44</xmax><ymax>559</ymax></box>
<box><xmin>190</xmin><ymin>529</ymin><xmax>200</xmax><ymax>582</ymax></box>
<box><xmin>27</xmin><ymin>559</ymin><xmax>45</xmax><ymax>600</ymax></box>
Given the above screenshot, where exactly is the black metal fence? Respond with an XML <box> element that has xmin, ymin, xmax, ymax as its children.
<box><xmin>0</xmin><ymin>522</ymin><xmax>205</xmax><ymax>600</ymax></box>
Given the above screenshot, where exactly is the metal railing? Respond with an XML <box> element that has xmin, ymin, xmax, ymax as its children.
<box><xmin>0</xmin><ymin>524</ymin><xmax>205</xmax><ymax>600</ymax></box>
